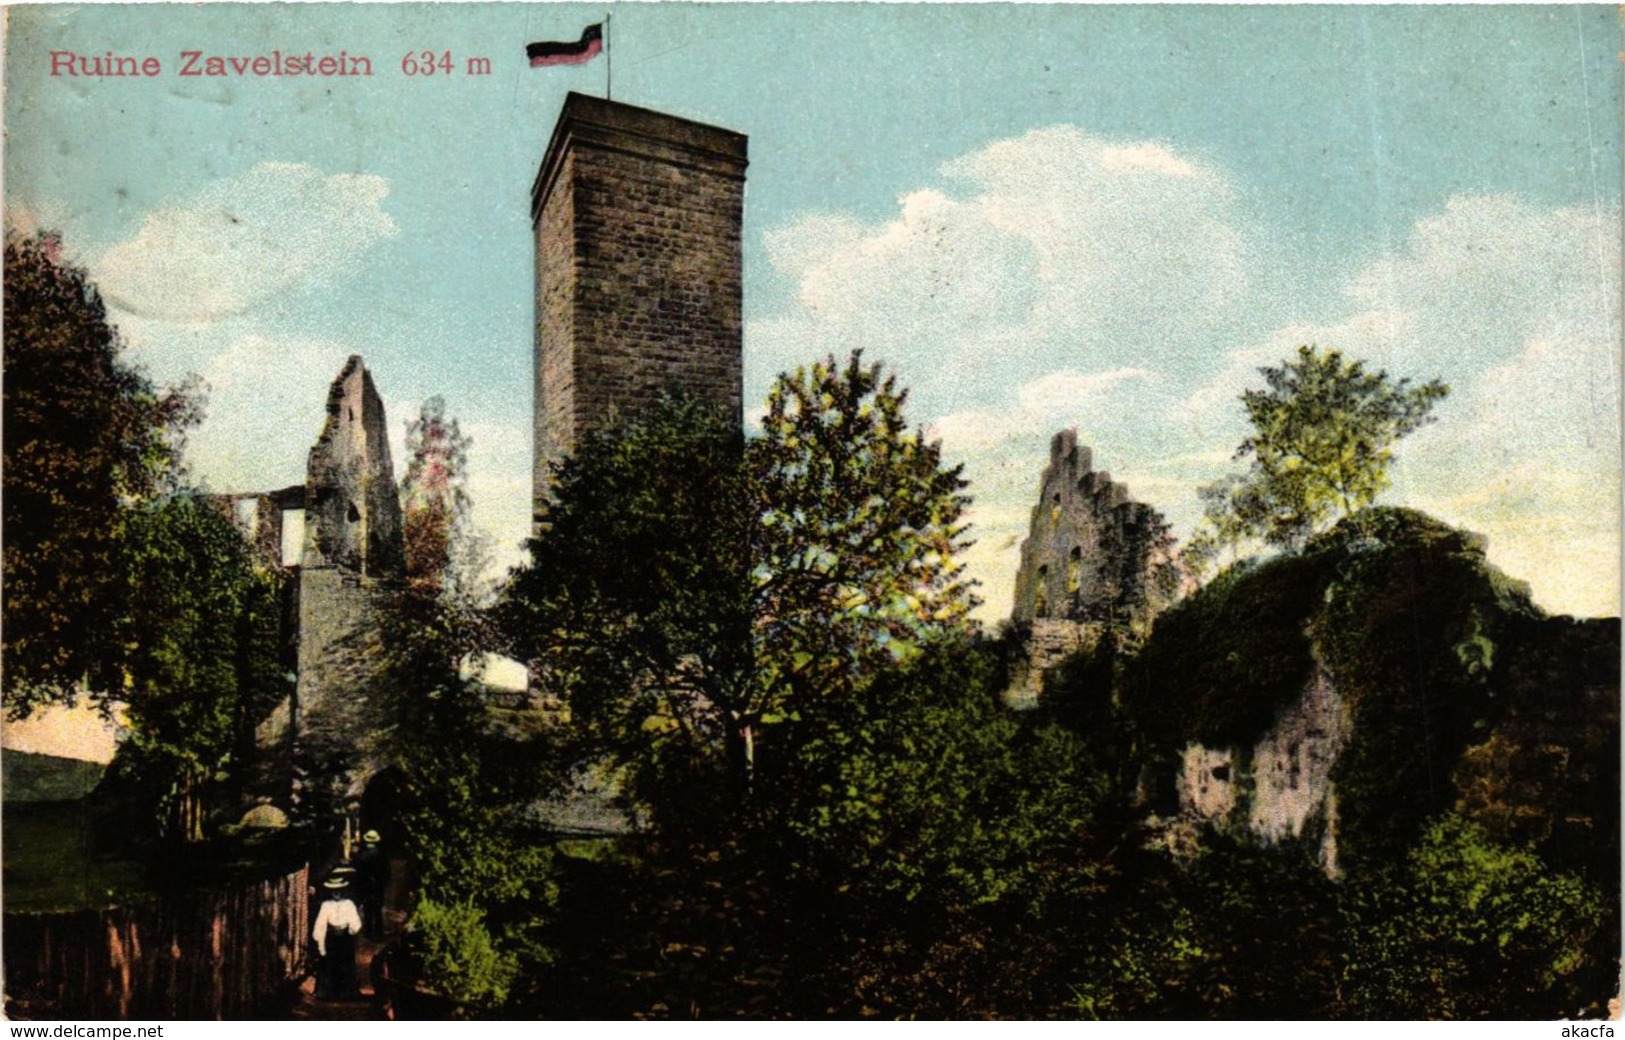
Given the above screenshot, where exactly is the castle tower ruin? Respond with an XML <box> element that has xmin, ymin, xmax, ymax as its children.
<box><xmin>531</xmin><ymin>92</ymin><xmax>747</xmax><ymax>515</ymax></box>
<box><xmin>1004</xmin><ymin>429</ymin><xmax>1187</xmax><ymax>706</ymax></box>
<box><xmin>292</xmin><ymin>355</ymin><xmax>404</xmax><ymax>818</ymax></box>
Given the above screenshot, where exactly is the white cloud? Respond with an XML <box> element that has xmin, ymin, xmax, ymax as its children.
<box><xmin>1188</xmin><ymin>195</ymin><xmax>1620</xmax><ymax>616</ymax></box>
<box><xmin>94</xmin><ymin>162</ymin><xmax>398</xmax><ymax>324</ymax></box>
<box><xmin>927</xmin><ymin>367</ymin><xmax>1156</xmax><ymax>453</ymax></box>
<box><xmin>185</xmin><ymin>335</ymin><xmax>354</xmax><ymax>492</ymax></box>
<box><xmin>749</xmin><ymin>125</ymin><xmax>1264</xmax><ymax>421</ymax></box>
<box><xmin>756</xmin><ymin>123</ymin><xmax>1618</xmax><ymax>622</ymax></box>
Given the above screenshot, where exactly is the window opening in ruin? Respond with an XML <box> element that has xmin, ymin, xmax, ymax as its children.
<box><xmin>1212</xmin><ymin>764</ymin><xmax>1231</xmax><ymax>782</ymax></box>
<box><xmin>279</xmin><ymin>509</ymin><xmax>306</xmax><ymax>567</ymax></box>
<box><xmin>1034</xmin><ymin>565</ymin><xmax>1049</xmax><ymax>618</ymax></box>
<box><xmin>347</xmin><ymin>502</ymin><xmax>361</xmax><ymax>523</ymax></box>
<box><xmin>1050</xmin><ymin>493</ymin><xmax>1061</xmax><ymax>525</ymax></box>
<box><xmin>1067</xmin><ymin>546</ymin><xmax>1082</xmax><ymax>597</ymax></box>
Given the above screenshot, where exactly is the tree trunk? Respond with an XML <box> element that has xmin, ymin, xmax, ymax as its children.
<box><xmin>727</xmin><ymin>714</ymin><xmax>757</xmax><ymax>794</ymax></box>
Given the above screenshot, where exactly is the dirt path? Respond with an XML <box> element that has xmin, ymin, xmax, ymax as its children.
<box><xmin>286</xmin><ymin>933</ymin><xmax>389</xmax><ymax>1020</ymax></box>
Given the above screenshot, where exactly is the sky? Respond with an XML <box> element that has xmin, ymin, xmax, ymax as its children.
<box><xmin>4</xmin><ymin>3</ymin><xmax>1620</xmax><ymax>713</ymax></box>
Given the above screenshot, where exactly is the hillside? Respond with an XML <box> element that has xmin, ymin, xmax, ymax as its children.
<box><xmin>1112</xmin><ymin>507</ymin><xmax>1618</xmax><ymax>885</ymax></box>
<box><xmin>2</xmin><ymin>750</ymin><xmax>105</xmax><ymax>804</ymax></box>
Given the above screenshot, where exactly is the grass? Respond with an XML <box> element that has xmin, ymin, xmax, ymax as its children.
<box><xmin>2</xmin><ymin>801</ymin><xmax>149</xmax><ymax>912</ymax></box>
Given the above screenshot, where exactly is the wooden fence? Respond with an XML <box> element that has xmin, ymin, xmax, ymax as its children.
<box><xmin>3</xmin><ymin>862</ymin><xmax>309</xmax><ymax>1019</ymax></box>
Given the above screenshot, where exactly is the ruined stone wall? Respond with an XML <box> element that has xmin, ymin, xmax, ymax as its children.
<box><xmin>1004</xmin><ymin>429</ymin><xmax>1185</xmax><ymax>706</ymax></box>
<box><xmin>532</xmin><ymin>92</ymin><xmax>746</xmax><ymax>511</ymax></box>
<box><xmin>1011</xmin><ymin>429</ymin><xmax>1182</xmax><ymax>633</ymax></box>
<box><xmin>294</xmin><ymin>568</ymin><xmax>396</xmax><ymax>818</ymax></box>
<box><xmin>304</xmin><ymin>356</ymin><xmax>403</xmax><ymax>577</ymax></box>
<box><xmin>293</xmin><ymin>356</ymin><xmax>404</xmax><ymax>819</ymax></box>
<box><xmin>1173</xmin><ymin>664</ymin><xmax>1350</xmax><ymax>876</ymax></box>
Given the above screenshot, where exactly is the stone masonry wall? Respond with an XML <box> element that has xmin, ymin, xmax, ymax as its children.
<box><xmin>304</xmin><ymin>356</ymin><xmax>403</xmax><ymax>577</ymax></box>
<box><xmin>293</xmin><ymin>356</ymin><xmax>404</xmax><ymax>820</ymax></box>
<box><xmin>534</xmin><ymin>149</ymin><xmax>577</xmax><ymax>512</ymax></box>
<box><xmin>1004</xmin><ymin>429</ymin><xmax>1185</xmax><ymax>706</ymax></box>
<box><xmin>1011</xmin><ymin>429</ymin><xmax>1183</xmax><ymax>633</ymax></box>
<box><xmin>1174</xmin><ymin>664</ymin><xmax>1351</xmax><ymax>876</ymax></box>
<box><xmin>532</xmin><ymin>92</ymin><xmax>746</xmax><ymax>513</ymax></box>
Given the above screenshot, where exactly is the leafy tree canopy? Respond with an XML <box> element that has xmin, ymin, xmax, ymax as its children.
<box><xmin>3</xmin><ymin>231</ymin><xmax>201</xmax><ymax>716</ymax></box>
<box><xmin>1189</xmin><ymin>344</ymin><xmax>1447</xmax><ymax>568</ymax></box>
<box><xmin>113</xmin><ymin>494</ymin><xmax>285</xmax><ymax>841</ymax></box>
<box><xmin>501</xmin><ymin>351</ymin><xmax>978</xmax><ymax>814</ymax></box>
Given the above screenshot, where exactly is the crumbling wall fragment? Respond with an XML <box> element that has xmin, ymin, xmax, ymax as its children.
<box><xmin>1004</xmin><ymin>429</ymin><xmax>1186</xmax><ymax>706</ymax></box>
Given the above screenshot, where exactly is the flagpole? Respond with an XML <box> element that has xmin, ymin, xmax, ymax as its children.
<box><xmin>605</xmin><ymin>11</ymin><xmax>612</xmax><ymax>101</ymax></box>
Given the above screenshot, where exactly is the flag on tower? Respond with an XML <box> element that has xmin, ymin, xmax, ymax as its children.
<box><xmin>527</xmin><ymin>24</ymin><xmax>604</xmax><ymax>67</ymax></box>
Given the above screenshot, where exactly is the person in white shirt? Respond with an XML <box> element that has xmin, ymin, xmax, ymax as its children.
<box><xmin>313</xmin><ymin>873</ymin><xmax>363</xmax><ymax>999</ymax></box>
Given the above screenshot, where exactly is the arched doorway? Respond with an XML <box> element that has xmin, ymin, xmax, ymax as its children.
<box><xmin>357</xmin><ymin>767</ymin><xmax>415</xmax><ymax>937</ymax></box>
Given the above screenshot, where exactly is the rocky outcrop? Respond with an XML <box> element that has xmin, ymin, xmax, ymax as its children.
<box><xmin>1132</xmin><ymin>508</ymin><xmax>1618</xmax><ymax>883</ymax></box>
<box><xmin>1175</xmin><ymin>663</ymin><xmax>1350</xmax><ymax>875</ymax></box>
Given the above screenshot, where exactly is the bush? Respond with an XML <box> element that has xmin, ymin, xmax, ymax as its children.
<box><xmin>407</xmin><ymin>898</ymin><xmax>518</xmax><ymax>1013</ymax></box>
<box><xmin>1341</xmin><ymin>815</ymin><xmax>1607</xmax><ymax>1019</ymax></box>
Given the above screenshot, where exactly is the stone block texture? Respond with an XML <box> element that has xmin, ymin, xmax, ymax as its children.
<box><xmin>303</xmin><ymin>356</ymin><xmax>403</xmax><ymax>577</ymax></box>
<box><xmin>531</xmin><ymin>92</ymin><xmax>747</xmax><ymax>513</ymax></box>
<box><xmin>1003</xmin><ymin>430</ymin><xmax>1187</xmax><ymax>708</ymax></box>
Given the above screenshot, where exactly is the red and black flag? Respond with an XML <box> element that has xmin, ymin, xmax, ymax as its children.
<box><xmin>527</xmin><ymin>24</ymin><xmax>603</xmax><ymax>67</ymax></box>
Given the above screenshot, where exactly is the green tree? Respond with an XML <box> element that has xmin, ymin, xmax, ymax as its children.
<box><xmin>381</xmin><ymin>440</ymin><xmax>559</xmax><ymax>1007</ymax></box>
<box><xmin>114</xmin><ymin>494</ymin><xmax>285</xmax><ymax>841</ymax></box>
<box><xmin>1341</xmin><ymin>815</ymin><xmax>1606</xmax><ymax>1018</ymax></box>
<box><xmin>1190</xmin><ymin>345</ymin><xmax>1448</xmax><ymax>563</ymax></box>
<box><xmin>3</xmin><ymin>231</ymin><xmax>201</xmax><ymax>716</ymax></box>
<box><xmin>401</xmin><ymin>396</ymin><xmax>484</xmax><ymax>597</ymax></box>
<box><xmin>502</xmin><ymin>351</ymin><xmax>977</xmax><ymax>809</ymax></box>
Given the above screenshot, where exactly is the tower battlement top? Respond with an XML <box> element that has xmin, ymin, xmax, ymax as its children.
<box><xmin>531</xmin><ymin>92</ymin><xmax>748</xmax><ymax>223</ymax></box>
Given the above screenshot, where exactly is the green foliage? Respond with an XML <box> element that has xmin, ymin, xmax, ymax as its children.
<box><xmin>114</xmin><ymin>494</ymin><xmax>285</xmax><ymax>841</ymax></box>
<box><xmin>407</xmin><ymin>897</ymin><xmax>519</xmax><ymax>1013</ymax></box>
<box><xmin>1341</xmin><ymin>815</ymin><xmax>1608</xmax><ymax>1019</ymax></box>
<box><xmin>1313</xmin><ymin>509</ymin><xmax>1534</xmax><ymax>872</ymax></box>
<box><xmin>1130</xmin><ymin>507</ymin><xmax>1562</xmax><ymax>871</ymax></box>
<box><xmin>3</xmin><ymin>231</ymin><xmax>202</xmax><ymax>716</ymax></box>
<box><xmin>501</xmin><ymin>351</ymin><xmax>977</xmax><ymax>815</ymax></box>
<box><xmin>502</xmin><ymin>396</ymin><xmax>752</xmax><ymax>819</ymax></box>
<box><xmin>766</xmin><ymin>638</ymin><xmax>1107</xmax><ymax>911</ymax></box>
<box><xmin>1069</xmin><ymin>840</ymin><xmax>1343</xmax><ymax>1019</ymax></box>
<box><xmin>1123</xmin><ymin>548</ymin><xmax>1334</xmax><ymax>749</ymax></box>
<box><xmin>1190</xmin><ymin>344</ymin><xmax>1448</xmax><ymax>562</ymax></box>
<box><xmin>382</xmin><ymin>580</ymin><xmax>558</xmax><ymax>911</ymax></box>
<box><xmin>751</xmin><ymin>352</ymin><xmax>978</xmax><ymax>708</ymax></box>
<box><xmin>359</xmin><ymin>399</ymin><xmax>563</xmax><ymax>1010</ymax></box>
<box><xmin>1454</xmin><ymin>614</ymin><xmax>1621</xmax><ymax>888</ymax></box>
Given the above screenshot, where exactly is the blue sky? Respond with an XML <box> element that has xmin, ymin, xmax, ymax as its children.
<box><xmin>5</xmin><ymin>3</ymin><xmax>1620</xmax><ymax>634</ymax></box>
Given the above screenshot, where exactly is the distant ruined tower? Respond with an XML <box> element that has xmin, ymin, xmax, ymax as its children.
<box><xmin>1004</xmin><ymin>430</ymin><xmax>1187</xmax><ymax>706</ymax></box>
<box><xmin>531</xmin><ymin>92</ymin><xmax>747</xmax><ymax>516</ymax></box>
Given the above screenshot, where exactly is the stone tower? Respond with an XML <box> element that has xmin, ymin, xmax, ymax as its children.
<box><xmin>530</xmin><ymin>92</ymin><xmax>748</xmax><ymax>515</ymax></box>
<box><xmin>292</xmin><ymin>355</ymin><xmax>404</xmax><ymax>818</ymax></box>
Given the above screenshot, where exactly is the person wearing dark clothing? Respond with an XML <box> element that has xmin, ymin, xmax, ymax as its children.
<box><xmin>313</xmin><ymin>874</ymin><xmax>363</xmax><ymax>999</ymax></box>
<box><xmin>354</xmin><ymin>829</ymin><xmax>386</xmax><ymax>939</ymax></box>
